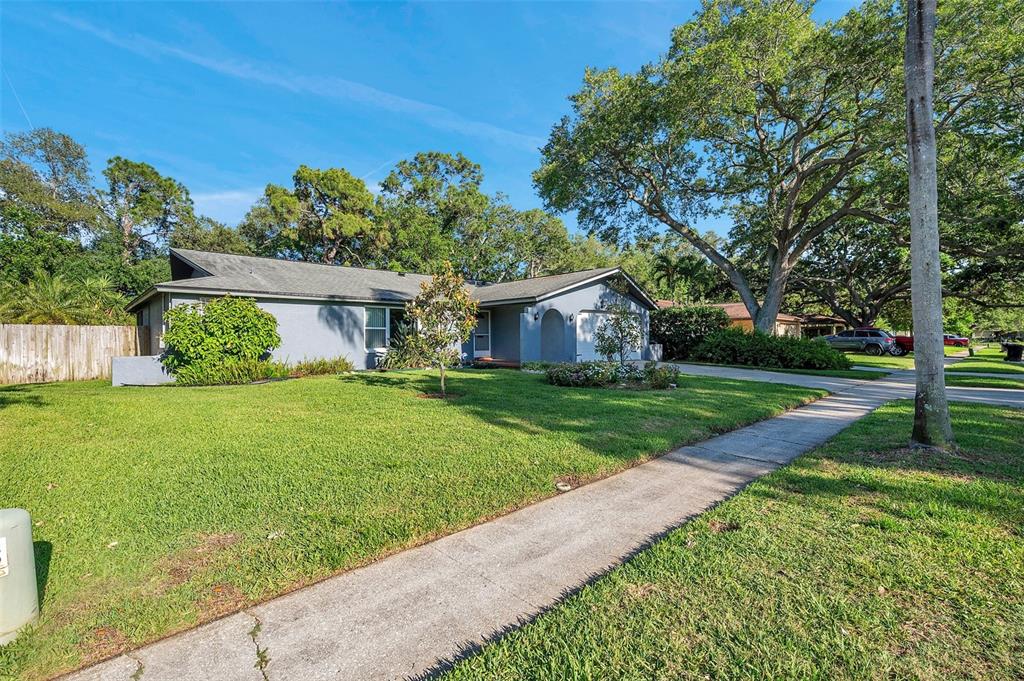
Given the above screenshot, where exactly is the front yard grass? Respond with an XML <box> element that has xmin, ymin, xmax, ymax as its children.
<box><xmin>445</xmin><ymin>401</ymin><xmax>1024</xmax><ymax>680</ymax></box>
<box><xmin>0</xmin><ymin>370</ymin><xmax>823</xmax><ymax>680</ymax></box>
<box><xmin>847</xmin><ymin>352</ymin><xmax>915</xmax><ymax>369</ymax></box>
<box><xmin>944</xmin><ymin>374</ymin><xmax>1024</xmax><ymax>390</ymax></box>
<box><xmin>947</xmin><ymin>346</ymin><xmax>1024</xmax><ymax>375</ymax></box>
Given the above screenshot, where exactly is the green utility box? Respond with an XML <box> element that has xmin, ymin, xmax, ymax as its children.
<box><xmin>0</xmin><ymin>509</ymin><xmax>39</xmax><ymax>646</ymax></box>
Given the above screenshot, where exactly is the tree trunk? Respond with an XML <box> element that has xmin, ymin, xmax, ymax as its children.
<box><xmin>753</xmin><ymin>259</ymin><xmax>792</xmax><ymax>333</ymax></box>
<box><xmin>905</xmin><ymin>0</ymin><xmax>954</xmax><ymax>448</ymax></box>
<box><xmin>119</xmin><ymin>213</ymin><xmax>134</xmax><ymax>265</ymax></box>
<box><xmin>439</xmin><ymin>363</ymin><xmax>446</xmax><ymax>397</ymax></box>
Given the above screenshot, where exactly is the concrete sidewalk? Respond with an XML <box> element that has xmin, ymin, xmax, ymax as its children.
<box><xmin>69</xmin><ymin>370</ymin><xmax>1019</xmax><ymax>681</ymax></box>
<box><xmin>664</xmin><ymin>363</ymin><xmax>1024</xmax><ymax>409</ymax></box>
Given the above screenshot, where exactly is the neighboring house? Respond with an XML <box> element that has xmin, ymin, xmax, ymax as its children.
<box><xmin>799</xmin><ymin>314</ymin><xmax>848</xmax><ymax>338</ymax></box>
<box><xmin>114</xmin><ymin>249</ymin><xmax>657</xmax><ymax>385</ymax></box>
<box><xmin>654</xmin><ymin>300</ymin><xmax>803</xmax><ymax>337</ymax></box>
<box><xmin>709</xmin><ymin>303</ymin><xmax>802</xmax><ymax>337</ymax></box>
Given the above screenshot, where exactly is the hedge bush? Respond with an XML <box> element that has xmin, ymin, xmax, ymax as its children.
<box><xmin>690</xmin><ymin>328</ymin><xmax>851</xmax><ymax>370</ymax></box>
<box><xmin>545</xmin><ymin>361</ymin><xmax>681</xmax><ymax>389</ymax></box>
<box><xmin>162</xmin><ymin>295</ymin><xmax>281</xmax><ymax>374</ymax></box>
<box><xmin>174</xmin><ymin>358</ymin><xmax>291</xmax><ymax>387</ymax></box>
<box><xmin>289</xmin><ymin>356</ymin><xmax>354</xmax><ymax>377</ymax></box>
<box><xmin>650</xmin><ymin>305</ymin><xmax>732</xmax><ymax>360</ymax></box>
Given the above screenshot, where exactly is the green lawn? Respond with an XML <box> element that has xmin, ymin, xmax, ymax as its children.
<box><xmin>945</xmin><ymin>374</ymin><xmax>1024</xmax><ymax>390</ymax></box>
<box><xmin>446</xmin><ymin>401</ymin><xmax>1024</xmax><ymax>680</ymax></box>
<box><xmin>0</xmin><ymin>370</ymin><xmax>823</xmax><ymax>680</ymax></box>
<box><xmin>847</xmin><ymin>352</ymin><xmax>914</xmax><ymax>369</ymax></box>
<box><xmin>947</xmin><ymin>346</ymin><xmax>1024</xmax><ymax>375</ymax></box>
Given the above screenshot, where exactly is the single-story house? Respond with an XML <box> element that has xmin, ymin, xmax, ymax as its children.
<box><xmin>799</xmin><ymin>314</ymin><xmax>848</xmax><ymax>338</ymax></box>
<box><xmin>114</xmin><ymin>249</ymin><xmax>657</xmax><ymax>385</ymax></box>
<box><xmin>654</xmin><ymin>300</ymin><xmax>803</xmax><ymax>337</ymax></box>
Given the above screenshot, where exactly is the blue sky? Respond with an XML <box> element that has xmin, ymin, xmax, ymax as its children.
<box><xmin>2</xmin><ymin>1</ymin><xmax>859</xmax><ymax>230</ymax></box>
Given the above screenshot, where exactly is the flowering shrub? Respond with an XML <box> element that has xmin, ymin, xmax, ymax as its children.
<box><xmin>644</xmin><ymin>362</ymin><xmax>681</xmax><ymax>389</ymax></box>
<box><xmin>545</xmin><ymin>361</ymin><xmax>679</xmax><ymax>389</ymax></box>
<box><xmin>611</xmin><ymin>363</ymin><xmax>645</xmax><ymax>383</ymax></box>
<box><xmin>545</xmin><ymin>361</ymin><xmax>613</xmax><ymax>387</ymax></box>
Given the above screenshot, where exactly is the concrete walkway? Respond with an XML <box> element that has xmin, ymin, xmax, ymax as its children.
<box><xmin>69</xmin><ymin>370</ymin><xmax>1021</xmax><ymax>681</ymax></box>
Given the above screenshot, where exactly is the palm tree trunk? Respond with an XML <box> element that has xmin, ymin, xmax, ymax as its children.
<box><xmin>905</xmin><ymin>0</ymin><xmax>953</xmax><ymax>448</ymax></box>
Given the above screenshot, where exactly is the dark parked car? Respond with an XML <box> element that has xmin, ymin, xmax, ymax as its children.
<box><xmin>819</xmin><ymin>328</ymin><xmax>896</xmax><ymax>356</ymax></box>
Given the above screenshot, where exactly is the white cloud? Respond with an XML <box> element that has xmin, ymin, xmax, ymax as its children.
<box><xmin>192</xmin><ymin>187</ymin><xmax>263</xmax><ymax>224</ymax></box>
<box><xmin>54</xmin><ymin>13</ymin><xmax>544</xmax><ymax>152</ymax></box>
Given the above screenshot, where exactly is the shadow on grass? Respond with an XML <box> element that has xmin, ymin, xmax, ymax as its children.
<box><xmin>0</xmin><ymin>384</ymin><xmax>48</xmax><ymax>410</ymax></box>
<box><xmin>338</xmin><ymin>369</ymin><xmax>821</xmax><ymax>467</ymax></box>
<box><xmin>34</xmin><ymin>541</ymin><xmax>52</xmax><ymax>609</ymax></box>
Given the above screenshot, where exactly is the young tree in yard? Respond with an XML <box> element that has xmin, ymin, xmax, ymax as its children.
<box><xmin>405</xmin><ymin>262</ymin><xmax>478</xmax><ymax>397</ymax></box>
<box><xmin>905</xmin><ymin>0</ymin><xmax>953</xmax><ymax>447</ymax></box>
<box><xmin>595</xmin><ymin>303</ymin><xmax>643</xmax><ymax>366</ymax></box>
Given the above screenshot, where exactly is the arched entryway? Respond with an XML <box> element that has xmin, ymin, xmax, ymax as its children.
<box><xmin>540</xmin><ymin>309</ymin><xmax>566</xmax><ymax>362</ymax></box>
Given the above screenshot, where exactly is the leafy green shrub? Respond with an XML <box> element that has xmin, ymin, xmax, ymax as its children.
<box><xmin>650</xmin><ymin>305</ymin><xmax>732</xmax><ymax>360</ymax></box>
<box><xmin>545</xmin><ymin>361</ymin><xmax>614</xmax><ymax>387</ymax></box>
<box><xmin>173</xmin><ymin>359</ymin><xmax>290</xmax><ymax>387</ymax></box>
<box><xmin>162</xmin><ymin>295</ymin><xmax>281</xmax><ymax>375</ymax></box>
<box><xmin>289</xmin><ymin>356</ymin><xmax>354</xmax><ymax>377</ymax></box>
<box><xmin>644</xmin><ymin>361</ymin><xmax>681</xmax><ymax>389</ymax></box>
<box><xmin>521</xmin><ymin>361</ymin><xmax>558</xmax><ymax>371</ymax></box>
<box><xmin>376</xmin><ymin>318</ymin><xmax>433</xmax><ymax>370</ymax></box>
<box><xmin>691</xmin><ymin>328</ymin><xmax>851</xmax><ymax>370</ymax></box>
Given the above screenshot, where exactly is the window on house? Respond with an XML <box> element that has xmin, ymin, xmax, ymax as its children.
<box><xmin>365</xmin><ymin>307</ymin><xmax>388</xmax><ymax>349</ymax></box>
<box><xmin>365</xmin><ymin>307</ymin><xmax>406</xmax><ymax>350</ymax></box>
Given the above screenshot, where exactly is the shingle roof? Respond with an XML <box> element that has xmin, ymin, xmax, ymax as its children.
<box><xmin>128</xmin><ymin>250</ymin><xmax>655</xmax><ymax>310</ymax></box>
<box><xmin>165</xmin><ymin>249</ymin><xmax>434</xmax><ymax>303</ymax></box>
<box><xmin>472</xmin><ymin>267</ymin><xmax>620</xmax><ymax>303</ymax></box>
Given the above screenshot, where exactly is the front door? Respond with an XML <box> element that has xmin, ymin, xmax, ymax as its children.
<box><xmin>473</xmin><ymin>311</ymin><xmax>491</xmax><ymax>358</ymax></box>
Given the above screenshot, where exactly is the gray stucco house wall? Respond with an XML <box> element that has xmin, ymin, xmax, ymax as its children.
<box><xmin>115</xmin><ymin>249</ymin><xmax>657</xmax><ymax>385</ymax></box>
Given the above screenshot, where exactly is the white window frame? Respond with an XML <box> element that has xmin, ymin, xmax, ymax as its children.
<box><xmin>365</xmin><ymin>306</ymin><xmax>404</xmax><ymax>351</ymax></box>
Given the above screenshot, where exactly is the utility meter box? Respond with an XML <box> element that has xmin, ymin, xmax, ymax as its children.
<box><xmin>0</xmin><ymin>509</ymin><xmax>39</xmax><ymax>646</ymax></box>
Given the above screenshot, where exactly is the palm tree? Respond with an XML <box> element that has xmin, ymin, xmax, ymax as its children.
<box><xmin>0</xmin><ymin>271</ymin><xmax>130</xmax><ymax>325</ymax></box>
<box><xmin>905</xmin><ymin>0</ymin><xmax>953</xmax><ymax>447</ymax></box>
<box><xmin>652</xmin><ymin>253</ymin><xmax>689</xmax><ymax>300</ymax></box>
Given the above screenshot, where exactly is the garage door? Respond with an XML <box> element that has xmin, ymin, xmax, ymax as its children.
<box><xmin>575</xmin><ymin>311</ymin><xmax>609</xmax><ymax>361</ymax></box>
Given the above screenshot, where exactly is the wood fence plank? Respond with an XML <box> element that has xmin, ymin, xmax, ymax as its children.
<box><xmin>0</xmin><ymin>324</ymin><xmax>145</xmax><ymax>384</ymax></box>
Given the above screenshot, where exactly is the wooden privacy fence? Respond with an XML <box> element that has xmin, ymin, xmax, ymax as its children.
<box><xmin>0</xmin><ymin>324</ymin><xmax>149</xmax><ymax>384</ymax></box>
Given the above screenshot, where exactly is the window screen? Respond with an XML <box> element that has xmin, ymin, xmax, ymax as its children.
<box><xmin>365</xmin><ymin>307</ymin><xmax>387</xmax><ymax>349</ymax></box>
